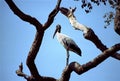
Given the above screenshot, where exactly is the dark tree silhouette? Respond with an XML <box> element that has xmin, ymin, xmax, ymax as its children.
<box><xmin>5</xmin><ymin>0</ymin><xmax>120</xmax><ymax>81</ymax></box>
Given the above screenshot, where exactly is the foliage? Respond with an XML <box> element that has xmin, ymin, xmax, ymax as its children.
<box><xmin>74</xmin><ymin>0</ymin><xmax>118</xmax><ymax>28</ymax></box>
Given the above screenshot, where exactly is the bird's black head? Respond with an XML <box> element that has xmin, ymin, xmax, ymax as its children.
<box><xmin>53</xmin><ymin>24</ymin><xmax>61</xmax><ymax>39</ymax></box>
<box><xmin>56</xmin><ymin>24</ymin><xmax>61</xmax><ymax>33</ymax></box>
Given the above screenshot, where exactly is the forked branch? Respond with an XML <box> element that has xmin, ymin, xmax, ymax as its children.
<box><xmin>59</xmin><ymin>7</ymin><xmax>120</xmax><ymax>60</ymax></box>
<box><xmin>60</xmin><ymin>43</ymin><xmax>120</xmax><ymax>81</ymax></box>
<box><xmin>5</xmin><ymin>0</ymin><xmax>120</xmax><ymax>81</ymax></box>
<box><xmin>5</xmin><ymin>0</ymin><xmax>61</xmax><ymax>81</ymax></box>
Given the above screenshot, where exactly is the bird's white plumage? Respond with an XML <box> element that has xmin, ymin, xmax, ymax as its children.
<box><xmin>53</xmin><ymin>25</ymin><xmax>81</xmax><ymax>65</ymax></box>
<box><xmin>56</xmin><ymin>32</ymin><xmax>79</xmax><ymax>52</ymax></box>
<box><xmin>56</xmin><ymin>32</ymin><xmax>69</xmax><ymax>47</ymax></box>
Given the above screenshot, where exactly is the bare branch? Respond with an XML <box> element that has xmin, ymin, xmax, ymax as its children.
<box><xmin>26</xmin><ymin>31</ymin><xmax>44</xmax><ymax>78</ymax></box>
<box><xmin>43</xmin><ymin>0</ymin><xmax>62</xmax><ymax>30</ymax></box>
<box><xmin>16</xmin><ymin>63</ymin><xmax>32</xmax><ymax>80</ymax></box>
<box><xmin>59</xmin><ymin>7</ymin><xmax>120</xmax><ymax>60</ymax></box>
<box><xmin>59</xmin><ymin>66</ymin><xmax>72</xmax><ymax>81</ymax></box>
<box><xmin>60</xmin><ymin>7</ymin><xmax>89</xmax><ymax>33</ymax></box>
<box><xmin>6</xmin><ymin>0</ymin><xmax>119</xmax><ymax>81</ymax></box>
<box><xmin>114</xmin><ymin>4</ymin><xmax>120</xmax><ymax>35</ymax></box>
<box><xmin>84</xmin><ymin>28</ymin><xmax>120</xmax><ymax>60</ymax></box>
<box><xmin>5</xmin><ymin>0</ymin><xmax>42</xmax><ymax>31</ymax></box>
<box><xmin>60</xmin><ymin>43</ymin><xmax>120</xmax><ymax>80</ymax></box>
<box><xmin>5</xmin><ymin>0</ymin><xmax>62</xmax><ymax>80</ymax></box>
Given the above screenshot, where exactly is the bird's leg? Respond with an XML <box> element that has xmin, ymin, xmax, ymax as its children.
<box><xmin>66</xmin><ymin>50</ymin><xmax>69</xmax><ymax>66</ymax></box>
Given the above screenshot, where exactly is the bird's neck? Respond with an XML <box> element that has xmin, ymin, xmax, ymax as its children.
<box><xmin>56</xmin><ymin>31</ymin><xmax>60</xmax><ymax>35</ymax></box>
<box><xmin>56</xmin><ymin>32</ymin><xmax>62</xmax><ymax>42</ymax></box>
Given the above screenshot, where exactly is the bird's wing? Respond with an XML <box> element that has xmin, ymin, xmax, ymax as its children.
<box><xmin>62</xmin><ymin>37</ymin><xmax>81</xmax><ymax>56</ymax></box>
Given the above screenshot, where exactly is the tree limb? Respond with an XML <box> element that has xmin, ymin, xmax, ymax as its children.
<box><xmin>43</xmin><ymin>0</ymin><xmax>62</xmax><ymax>30</ymax></box>
<box><xmin>60</xmin><ymin>43</ymin><xmax>120</xmax><ymax>81</ymax></box>
<box><xmin>16</xmin><ymin>63</ymin><xmax>28</xmax><ymax>79</ymax></box>
<box><xmin>26</xmin><ymin>31</ymin><xmax>44</xmax><ymax>78</ymax></box>
<box><xmin>5</xmin><ymin>0</ymin><xmax>62</xmax><ymax>81</ymax></box>
<box><xmin>5</xmin><ymin>0</ymin><xmax>42</xmax><ymax>31</ymax></box>
<box><xmin>6</xmin><ymin>0</ymin><xmax>120</xmax><ymax>81</ymax></box>
<box><xmin>114</xmin><ymin>2</ymin><xmax>120</xmax><ymax>35</ymax></box>
<box><xmin>59</xmin><ymin>7</ymin><xmax>120</xmax><ymax>60</ymax></box>
<box><xmin>16</xmin><ymin>63</ymin><xmax>35</xmax><ymax>81</ymax></box>
<box><xmin>84</xmin><ymin>28</ymin><xmax>120</xmax><ymax>60</ymax></box>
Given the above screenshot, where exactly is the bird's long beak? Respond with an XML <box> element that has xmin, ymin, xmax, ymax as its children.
<box><xmin>53</xmin><ymin>27</ymin><xmax>58</xmax><ymax>39</ymax></box>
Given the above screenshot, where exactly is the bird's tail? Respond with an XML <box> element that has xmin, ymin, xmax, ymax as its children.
<box><xmin>75</xmin><ymin>48</ymin><xmax>81</xmax><ymax>56</ymax></box>
<box><xmin>70</xmin><ymin>44</ymin><xmax>82</xmax><ymax>56</ymax></box>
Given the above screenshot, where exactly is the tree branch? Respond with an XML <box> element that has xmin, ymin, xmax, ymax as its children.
<box><xmin>114</xmin><ymin>2</ymin><xmax>120</xmax><ymax>35</ymax></box>
<box><xmin>59</xmin><ymin>7</ymin><xmax>120</xmax><ymax>60</ymax></box>
<box><xmin>5</xmin><ymin>0</ymin><xmax>62</xmax><ymax>31</ymax></box>
<box><xmin>84</xmin><ymin>28</ymin><xmax>120</xmax><ymax>60</ymax></box>
<box><xmin>5</xmin><ymin>0</ymin><xmax>62</xmax><ymax>81</ymax></box>
<box><xmin>6</xmin><ymin>0</ymin><xmax>120</xmax><ymax>81</ymax></box>
<box><xmin>26</xmin><ymin>31</ymin><xmax>44</xmax><ymax>78</ymax></box>
<box><xmin>16</xmin><ymin>63</ymin><xmax>28</xmax><ymax>79</ymax></box>
<box><xmin>60</xmin><ymin>43</ymin><xmax>120</xmax><ymax>81</ymax></box>
<box><xmin>5</xmin><ymin>0</ymin><xmax>43</xmax><ymax>31</ymax></box>
<box><xmin>5</xmin><ymin>0</ymin><xmax>44</xmax><ymax>79</ymax></box>
<box><xmin>43</xmin><ymin>0</ymin><xmax>62</xmax><ymax>30</ymax></box>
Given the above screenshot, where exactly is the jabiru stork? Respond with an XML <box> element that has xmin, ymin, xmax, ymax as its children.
<box><xmin>53</xmin><ymin>24</ymin><xmax>81</xmax><ymax>66</ymax></box>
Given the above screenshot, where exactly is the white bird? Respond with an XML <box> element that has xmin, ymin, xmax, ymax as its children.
<box><xmin>53</xmin><ymin>24</ymin><xmax>81</xmax><ymax>66</ymax></box>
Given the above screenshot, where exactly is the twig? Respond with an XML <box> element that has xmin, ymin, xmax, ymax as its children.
<box><xmin>16</xmin><ymin>63</ymin><xmax>31</xmax><ymax>80</ymax></box>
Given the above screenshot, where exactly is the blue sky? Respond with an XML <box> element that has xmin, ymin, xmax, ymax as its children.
<box><xmin>0</xmin><ymin>0</ymin><xmax>120</xmax><ymax>81</ymax></box>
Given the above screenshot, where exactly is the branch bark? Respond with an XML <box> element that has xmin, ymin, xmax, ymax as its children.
<box><xmin>43</xmin><ymin>0</ymin><xmax>61</xmax><ymax>30</ymax></box>
<box><xmin>5</xmin><ymin>0</ymin><xmax>120</xmax><ymax>81</ymax></box>
<box><xmin>5</xmin><ymin>0</ymin><xmax>61</xmax><ymax>81</ymax></box>
<box><xmin>59</xmin><ymin>7</ymin><xmax>120</xmax><ymax>60</ymax></box>
<box><xmin>5</xmin><ymin>0</ymin><xmax>43</xmax><ymax>31</ymax></box>
<box><xmin>16</xmin><ymin>63</ymin><xmax>30</xmax><ymax>80</ymax></box>
<box><xmin>114</xmin><ymin>2</ymin><xmax>120</xmax><ymax>35</ymax></box>
<box><xmin>84</xmin><ymin>28</ymin><xmax>120</xmax><ymax>60</ymax></box>
<box><xmin>60</xmin><ymin>43</ymin><xmax>120</xmax><ymax>81</ymax></box>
